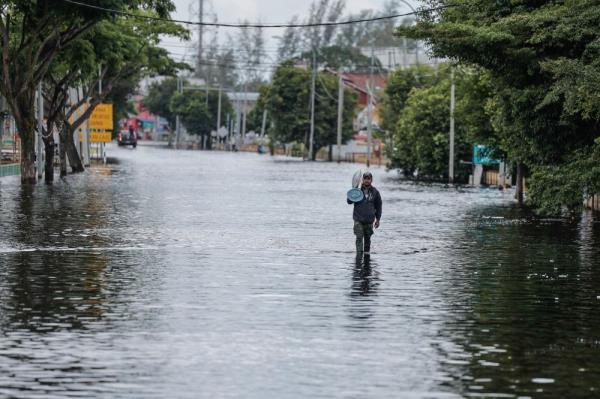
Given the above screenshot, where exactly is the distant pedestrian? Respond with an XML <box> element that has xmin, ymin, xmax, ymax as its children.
<box><xmin>347</xmin><ymin>171</ymin><xmax>382</xmax><ymax>255</ymax></box>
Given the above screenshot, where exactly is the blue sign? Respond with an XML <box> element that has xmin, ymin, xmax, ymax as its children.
<box><xmin>473</xmin><ymin>145</ymin><xmax>500</xmax><ymax>165</ymax></box>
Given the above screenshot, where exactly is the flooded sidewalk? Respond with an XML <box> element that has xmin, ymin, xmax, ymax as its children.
<box><xmin>0</xmin><ymin>144</ymin><xmax>599</xmax><ymax>398</ymax></box>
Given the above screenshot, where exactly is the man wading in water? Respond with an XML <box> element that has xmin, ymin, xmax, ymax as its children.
<box><xmin>347</xmin><ymin>171</ymin><xmax>382</xmax><ymax>255</ymax></box>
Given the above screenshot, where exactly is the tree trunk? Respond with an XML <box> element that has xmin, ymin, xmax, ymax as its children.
<box><xmin>59</xmin><ymin>138</ymin><xmax>67</xmax><ymax>177</ymax></box>
<box><xmin>43</xmin><ymin>136</ymin><xmax>55</xmax><ymax>183</ymax></box>
<box><xmin>328</xmin><ymin>144</ymin><xmax>333</xmax><ymax>162</ymax></box>
<box><xmin>515</xmin><ymin>162</ymin><xmax>524</xmax><ymax>206</ymax></box>
<box><xmin>59</xmin><ymin>125</ymin><xmax>84</xmax><ymax>173</ymax></box>
<box><xmin>20</xmin><ymin>131</ymin><xmax>36</xmax><ymax>184</ymax></box>
<box><xmin>13</xmin><ymin>102</ymin><xmax>37</xmax><ymax>184</ymax></box>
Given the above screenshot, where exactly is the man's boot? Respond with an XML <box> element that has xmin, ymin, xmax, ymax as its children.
<box><xmin>355</xmin><ymin>236</ymin><xmax>363</xmax><ymax>253</ymax></box>
<box><xmin>363</xmin><ymin>235</ymin><xmax>371</xmax><ymax>255</ymax></box>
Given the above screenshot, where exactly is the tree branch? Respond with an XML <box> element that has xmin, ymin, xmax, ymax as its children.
<box><xmin>32</xmin><ymin>20</ymin><xmax>96</xmax><ymax>84</ymax></box>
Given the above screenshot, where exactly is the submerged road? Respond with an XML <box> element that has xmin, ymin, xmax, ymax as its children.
<box><xmin>0</xmin><ymin>143</ymin><xmax>599</xmax><ymax>398</ymax></box>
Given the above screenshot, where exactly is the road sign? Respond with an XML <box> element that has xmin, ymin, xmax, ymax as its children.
<box><xmin>80</xmin><ymin>131</ymin><xmax>112</xmax><ymax>143</ymax></box>
<box><xmin>473</xmin><ymin>145</ymin><xmax>500</xmax><ymax>165</ymax></box>
<box><xmin>89</xmin><ymin>103</ymin><xmax>113</xmax><ymax>130</ymax></box>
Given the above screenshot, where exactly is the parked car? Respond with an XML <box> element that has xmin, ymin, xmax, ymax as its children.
<box><xmin>118</xmin><ymin>130</ymin><xmax>137</xmax><ymax>148</ymax></box>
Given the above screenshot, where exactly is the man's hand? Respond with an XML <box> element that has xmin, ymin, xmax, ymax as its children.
<box><xmin>374</xmin><ymin>220</ymin><xmax>380</xmax><ymax>229</ymax></box>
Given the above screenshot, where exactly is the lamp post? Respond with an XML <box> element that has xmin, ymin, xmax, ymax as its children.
<box><xmin>398</xmin><ymin>0</ymin><xmax>419</xmax><ymax>66</ymax></box>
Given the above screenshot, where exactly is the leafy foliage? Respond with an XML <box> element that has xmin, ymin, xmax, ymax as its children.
<box><xmin>143</xmin><ymin>78</ymin><xmax>182</xmax><ymax>131</ymax></box>
<box><xmin>265</xmin><ymin>63</ymin><xmax>357</xmax><ymax>156</ymax></box>
<box><xmin>170</xmin><ymin>86</ymin><xmax>233</xmax><ymax>147</ymax></box>
<box><xmin>380</xmin><ymin>64</ymin><xmax>439</xmax><ymax>133</ymax></box>
<box><xmin>528</xmin><ymin>140</ymin><xmax>600</xmax><ymax>216</ymax></box>
<box><xmin>245</xmin><ymin>84</ymin><xmax>270</xmax><ymax>133</ymax></box>
<box><xmin>387</xmin><ymin>65</ymin><xmax>496</xmax><ymax>181</ymax></box>
<box><xmin>399</xmin><ymin>0</ymin><xmax>600</xmax><ymax>213</ymax></box>
<box><xmin>0</xmin><ymin>0</ymin><xmax>179</xmax><ymax>181</ymax></box>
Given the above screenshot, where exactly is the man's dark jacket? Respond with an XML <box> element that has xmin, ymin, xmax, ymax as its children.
<box><xmin>347</xmin><ymin>186</ymin><xmax>382</xmax><ymax>223</ymax></box>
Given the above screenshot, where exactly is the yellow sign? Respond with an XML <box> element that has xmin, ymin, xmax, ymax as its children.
<box><xmin>80</xmin><ymin>131</ymin><xmax>112</xmax><ymax>143</ymax></box>
<box><xmin>89</xmin><ymin>103</ymin><xmax>113</xmax><ymax>130</ymax></box>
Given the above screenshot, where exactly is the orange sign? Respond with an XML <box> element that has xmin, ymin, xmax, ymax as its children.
<box><xmin>79</xmin><ymin>131</ymin><xmax>112</xmax><ymax>143</ymax></box>
<box><xmin>89</xmin><ymin>103</ymin><xmax>113</xmax><ymax>130</ymax></box>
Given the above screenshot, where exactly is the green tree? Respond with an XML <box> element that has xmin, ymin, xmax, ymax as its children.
<box><xmin>266</xmin><ymin>63</ymin><xmax>356</xmax><ymax>159</ymax></box>
<box><xmin>42</xmin><ymin>13</ymin><xmax>188</xmax><ymax>180</ymax></box>
<box><xmin>528</xmin><ymin>139</ymin><xmax>600</xmax><ymax>215</ymax></box>
<box><xmin>266</xmin><ymin>64</ymin><xmax>311</xmax><ymax>145</ymax></box>
<box><xmin>313</xmin><ymin>71</ymin><xmax>357</xmax><ymax>159</ymax></box>
<box><xmin>170</xmin><ymin>87</ymin><xmax>233</xmax><ymax>149</ymax></box>
<box><xmin>245</xmin><ymin>84</ymin><xmax>270</xmax><ymax>133</ymax></box>
<box><xmin>0</xmin><ymin>0</ymin><xmax>175</xmax><ymax>183</ymax></box>
<box><xmin>389</xmin><ymin>66</ymin><xmax>495</xmax><ymax>181</ymax></box>
<box><xmin>400</xmin><ymin>0</ymin><xmax>600</xmax><ymax>212</ymax></box>
<box><xmin>143</xmin><ymin>77</ymin><xmax>182</xmax><ymax>133</ymax></box>
<box><xmin>380</xmin><ymin>64</ymin><xmax>439</xmax><ymax>133</ymax></box>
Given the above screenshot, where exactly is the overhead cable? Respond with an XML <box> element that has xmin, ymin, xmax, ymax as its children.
<box><xmin>61</xmin><ymin>0</ymin><xmax>453</xmax><ymax>28</ymax></box>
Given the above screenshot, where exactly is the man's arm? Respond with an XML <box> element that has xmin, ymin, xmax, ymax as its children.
<box><xmin>374</xmin><ymin>190</ymin><xmax>382</xmax><ymax>228</ymax></box>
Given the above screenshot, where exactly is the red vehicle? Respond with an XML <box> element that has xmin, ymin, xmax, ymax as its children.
<box><xmin>118</xmin><ymin>128</ymin><xmax>137</xmax><ymax>148</ymax></box>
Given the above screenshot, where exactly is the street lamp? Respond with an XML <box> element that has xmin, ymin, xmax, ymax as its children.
<box><xmin>397</xmin><ymin>0</ymin><xmax>419</xmax><ymax>66</ymax></box>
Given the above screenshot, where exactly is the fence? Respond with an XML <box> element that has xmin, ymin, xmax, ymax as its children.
<box><xmin>0</xmin><ymin>163</ymin><xmax>20</xmax><ymax>177</ymax></box>
<box><xmin>1</xmin><ymin>118</ymin><xmax>20</xmax><ymax>177</ymax></box>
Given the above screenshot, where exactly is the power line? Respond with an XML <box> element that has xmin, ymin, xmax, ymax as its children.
<box><xmin>61</xmin><ymin>0</ymin><xmax>453</xmax><ymax>29</ymax></box>
<box><xmin>160</xmin><ymin>41</ymin><xmax>282</xmax><ymax>50</ymax></box>
<box><xmin>169</xmin><ymin>52</ymin><xmax>445</xmax><ymax>70</ymax></box>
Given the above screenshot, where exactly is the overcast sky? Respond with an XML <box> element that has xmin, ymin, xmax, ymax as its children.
<box><xmin>161</xmin><ymin>0</ymin><xmax>421</xmax><ymax>62</ymax></box>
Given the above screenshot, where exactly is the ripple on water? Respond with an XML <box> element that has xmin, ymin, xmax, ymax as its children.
<box><xmin>0</xmin><ymin>145</ymin><xmax>599</xmax><ymax>398</ymax></box>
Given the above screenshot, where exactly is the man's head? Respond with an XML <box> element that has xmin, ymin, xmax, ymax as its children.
<box><xmin>362</xmin><ymin>171</ymin><xmax>373</xmax><ymax>187</ymax></box>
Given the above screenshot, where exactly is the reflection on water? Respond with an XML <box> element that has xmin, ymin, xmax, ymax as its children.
<box><xmin>351</xmin><ymin>255</ymin><xmax>378</xmax><ymax>297</ymax></box>
<box><xmin>0</xmin><ymin>143</ymin><xmax>599</xmax><ymax>398</ymax></box>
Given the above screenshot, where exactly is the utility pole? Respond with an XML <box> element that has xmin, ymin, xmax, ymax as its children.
<box><xmin>366</xmin><ymin>46</ymin><xmax>374</xmax><ymax>168</ymax></box>
<box><xmin>402</xmin><ymin>37</ymin><xmax>408</xmax><ymax>69</ymax></box>
<box><xmin>242</xmin><ymin>83</ymin><xmax>248</xmax><ymax>138</ymax></box>
<box><xmin>260</xmin><ymin>109</ymin><xmax>267</xmax><ymax>137</ymax></box>
<box><xmin>336</xmin><ymin>71</ymin><xmax>344</xmax><ymax>163</ymax></box>
<box><xmin>449</xmin><ymin>68</ymin><xmax>455</xmax><ymax>183</ymax></box>
<box><xmin>36</xmin><ymin>81</ymin><xmax>43</xmax><ymax>179</ymax></box>
<box><xmin>308</xmin><ymin>50</ymin><xmax>316</xmax><ymax>161</ymax></box>
<box><xmin>216</xmin><ymin>84</ymin><xmax>222</xmax><ymax>133</ymax></box>
<box><xmin>397</xmin><ymin>0</ymin><xmax>418</xmax><ymax>66</ymax></box>
<box><xmin>98</xmin><ymin>65</ymin><xmax>105</xmax><ymax>164</ymax></box>
<box><xmin>175</xmin><ymin>77</ymin><xmax>182</xmax><ymax>147</ymax></box>
<box><xmin>235</xmin><ymin>91</ymin><xmax>242</xmax><ymax>150</ymax></box>
<box><xmin>226</xmin><ymin>113</ymin><xmax>231</xmax><ymax>149</ymax></box>
<box><xmin>197</xmin><ymin>0</ymin><xmax>204</xmax><ymax>77</ymax></box>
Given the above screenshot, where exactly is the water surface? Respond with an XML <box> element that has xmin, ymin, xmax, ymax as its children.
<box><xmin>0</xmin><ymin>144</ymin><xmax>599</xmax><ymax>398</ymax></box>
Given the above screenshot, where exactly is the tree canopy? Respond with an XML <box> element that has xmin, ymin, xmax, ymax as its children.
<box><xmin>0</xmin><ymin>0</ymin><xmax>178</xmax><ymax>182</ymax></box>
<box><xmin>264</xmin><ymin>63</ymin><xmax>357</xmax><ymax>158</ymax></box>
<box><xmin>387</xmin><ymin>65</ymin><xmax>494</xmax><ymax>181</ymax></box>
<box><xmin>399</xmin><ymin>0</ymin><xmax>600</xmax><ymax>213</ymax></box>
<box><xmin>170</xmin><ymin>85</ymin><xmax>233</xmax><ymax>149</ymax></box>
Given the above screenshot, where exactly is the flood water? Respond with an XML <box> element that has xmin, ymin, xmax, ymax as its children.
<box><xmin>0</xmin><ymin>143</ymin><xmax>599</xmax><ymax>398</ymax></box>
